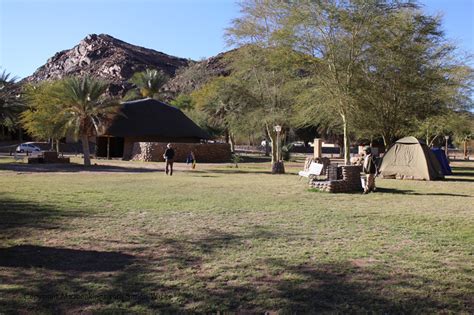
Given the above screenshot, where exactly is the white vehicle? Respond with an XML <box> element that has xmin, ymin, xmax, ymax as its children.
<box><xmin>16</xmin><ymin>142</ymin><xmax>41</xmax><ymax>153</ymax></box>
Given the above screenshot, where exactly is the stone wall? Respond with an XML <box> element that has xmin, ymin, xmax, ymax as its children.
<box><xmin>310</xmin><ymin>165</ymin><xmax>363</xmax><ymax>193</ymax></box>
<box><xmin>130</xmin><ymin>142</ymin><xmax>232</xmax><ymax>163</ymax></box>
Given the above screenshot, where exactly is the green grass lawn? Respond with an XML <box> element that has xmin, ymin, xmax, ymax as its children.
<box><xmin>0</xmin><ymin>156</ymin><xmax>473</xmax><ymax>313</ymax></box>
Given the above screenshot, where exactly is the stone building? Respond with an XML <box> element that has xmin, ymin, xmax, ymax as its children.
<box><xmin>97</xmin><ymin>98</ymin><xmax>230</xmax><ymax>162</ymax></box>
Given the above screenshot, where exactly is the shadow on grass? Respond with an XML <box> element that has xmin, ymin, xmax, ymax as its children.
<box><xmin>445</xmin><ymin>165</ymin><xmax>474</xmax><ymax>182</ymax></box>
<box><xmin>183</xmin><ymin>168</ymin><xmax>272</xmax><ymax>175</ymax></box>
<box><xmin>0</xmin><ymin>162</ymin><xmax>158</xmax><ymax>173</ymax></box>
<box><xmin>450</xmin><ymin>169</ymin><xmax>474</xmax><ymax>175</ymax></box>
<box><xmin>238</xmin><ymin>155</ymin><xmax>272</xmax><ymax>163</ymax></box>
<box><xmin>1</xmin><ymin>223</ymin><xmax>471</xmax><ymax>313</ymax></box>
<box><xmin>263</xmin><ymin>258</ymin><xmax>464</xmax><ymax>313</ymax></box>
<box><xmin>0</xmin><ymin>245</ymin><xmax>134</xmax><ymax>272</ymax></box>
<box><xmin>186</xmin><ymin>168</ymin><xmax>300</xmax><ymax>175</ymax></box>
<box><xmin>443</xmin><ymin>177</ymin><xmax>474</xmax><ymax>183</ymax></box>
<box><xmin>102</xmin><ymin>229</ymin><xmax>471</xmax><ymax>313</ymax></box>
<box><xmin>375</xmin><ymin>187</ymin><xmax>472</xmax><ymax>197</ymax></box>
<box><xmin>0</xmin><ymin>194</ymin><xmax>85</xmax><ymax>238</ymax></box>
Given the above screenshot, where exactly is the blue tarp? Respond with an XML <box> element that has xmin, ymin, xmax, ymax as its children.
<box><xmin>431</xmin><ymin>148</ymin><xmax>452</xmax><ymax>175</ymax></box>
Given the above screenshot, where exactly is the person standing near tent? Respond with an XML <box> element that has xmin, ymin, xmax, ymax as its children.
<box><xmin>362</xmin><ymin>146</ymin><xmax>377</xmax><ymax>193</ymax></box>
<box><xmin>163</xmin><ymin>143</ymin><xmax>175</xmax><ymax>176</ymax></box>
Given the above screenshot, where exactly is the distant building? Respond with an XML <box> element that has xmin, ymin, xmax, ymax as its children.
<box><xmin>97</xmin><ymin>98</ymin><xmax>210</xmax><ymax>159</ymax></box>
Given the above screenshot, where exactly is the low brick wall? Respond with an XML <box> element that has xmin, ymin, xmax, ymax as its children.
<box><xmin>130</xmin><ymin>142</ymin><xmax>232</xmax><ymax>163</ymax></box>
<box><xmin>310</xmin><ymin>165</ymin><xmax>363</xmax><ymax>193</ymax></box>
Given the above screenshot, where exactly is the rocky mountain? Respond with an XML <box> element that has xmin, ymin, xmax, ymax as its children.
<box><xmin>165</xmin><ymin>50</ymin><xmax>233</xmax><ymax>97</ymax></box>
<box><xmin>24</xmin><ymin>34</ymin><xmax>191</xmax><ymax>96</ymax></box>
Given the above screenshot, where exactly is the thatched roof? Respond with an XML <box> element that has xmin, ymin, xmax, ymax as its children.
<box><xmin>103</xmin><ymin>98</ymin><xmax>210</xmax><ymax>140</ymax></box>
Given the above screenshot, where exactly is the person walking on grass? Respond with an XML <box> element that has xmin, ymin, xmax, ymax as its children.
<box><xmin>186</xmin><ymin>151</ymin><xmax>196</xmax><ymax>169</ymax></box>
<box><xmin>163</xmin><ymin>143</ymin><xmax>175</xmax><ymax>176</ymax></box>
<box><xmin>362</xmin><ymin>146</ymin><xmax>377</xmax><ymax>193</ymax></box>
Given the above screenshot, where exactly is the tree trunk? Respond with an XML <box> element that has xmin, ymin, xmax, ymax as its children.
<box><xmin>81</xmin><ymin>134</ymin><xmax>91</xmax><ymax>166</ymax></box>
<box><xmin>107</xmin><ymin>136</ymin><xmax>111</xmax><ymax>160</ymax></box>
<box><xmin>382</xmin><ymin>135</ymin><xmax>388</xmax><ymax>149</ymax></box>
<box><xmin>265</xmin><ymin>142</ymin><xmax>270</xmax><ymax>156</ymax></box>
<box><xmin>264</xmin><ymin>133</ymin><xmax>270</xmax><ymax>156</ymax></box>
<box><xmin>429</xmin><ymin>135</ymin><xmax>438</xmax><ymax>148</ymax></box>
<box><xmin>268</xmin><ymin>129</ymin><xmax>284</xmax><ymax>174</ymax></box>
<box><xmin>382</xmin><ymin>134</ymin><xmax>396</xmax><ymax>151</ymax></box>
<box><xmin>224</xmin><ymin>129</ymin><xmax>230</xmax><ymax>144</ymax></box>
<box><xmin>341</xmin><ymin>114</ymin><xmax>350</xmax><ymax>165</ymax></box>
<box><xmin>271</xmin><ymin>132</ymin><xmax>285</xmax><ymax>174</ymax></box>
<box><xmin>464</xmin><ymin>140</ymin><xmax>468</xmax><ymax>160</ymax></box>
<box><xmin>269</xmin><ymin>132</ymin><xmax>278</xmax><ymax>164</ymax></box>
<box><xmin>55</xmin><ymin>140</ymin><xmax>60</xmax><ymax>153</ymax></box>
<box><xmin>229</xmin><ymin>132</ymin><xmax>235</xmax><ymax>153</ymax></box>
<box><xmin>272</xmin><ymin>160</ymin><xmax>285</xmax><ymax>174</ymax></box>
<box><xmin>264</xmin><ymin>124</ymin><xmax>284</xmax><ymax>173</ymax></box>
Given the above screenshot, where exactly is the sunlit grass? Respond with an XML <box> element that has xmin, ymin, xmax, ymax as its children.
<box><xmin>0</xmin><ymin>157</ymin><xmax>473</xmax><ymax>313</ymax></box>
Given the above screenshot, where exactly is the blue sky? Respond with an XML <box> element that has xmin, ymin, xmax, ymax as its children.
<box><xmin>1</xmin><ymin>0</ymin><xmax>473</xmax><ymax>79</ymax></box>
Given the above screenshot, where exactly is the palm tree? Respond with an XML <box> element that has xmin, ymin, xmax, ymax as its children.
<box><xmin>128</xmin><ymin>69</ymin><xmax>169</xmax><ymax>98</ymax></box>
<box><xmin>55</xmin><ymin>76</ymin><xmax>119</xmax><ymax>166</ymax></box>
<box><xmin>0</xmin><ymin>69</ymin><xmax>22</xmax><ymax>130</ymax></box>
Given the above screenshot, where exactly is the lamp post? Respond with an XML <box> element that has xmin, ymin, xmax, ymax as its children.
<box><xmin>272</xmin><ymin>124</ymin><xmax>285</xmax><ymax>174</ymax></box>
<box><xmin>274</xmin><ymin>124</ymin><xmax>282</xmax><ymax>161</ymax></box>
<box><xmin>444</xmin><ymin>135</ymin><xmax>449</xmax><ymax>159</ymax></box>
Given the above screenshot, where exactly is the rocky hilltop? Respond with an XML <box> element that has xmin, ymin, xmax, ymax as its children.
<box><xmin>165</xmin><ymin>50</ymin><xmax>233</xmax><ymax>97</ymax></box>
<box><xmin>24</xmin><ymin>34</ymin><xmax>191</xmax><ymax>95</ymax></box>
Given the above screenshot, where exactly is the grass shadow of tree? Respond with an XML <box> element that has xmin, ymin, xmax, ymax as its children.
<box><xmin>446</xmin><ymin>165</ymin><xmax>474</xmax><ymax>182</ymax></box>
<box><xmin>375</xmin><ymin>187</ymin><xmax>472</xmax><ymax>197</ymax></box>
<box><xmin>0</xmin><ymin>219</ymin><xmax>471</xmax><ymax>313</ymax></box>
<box><xmin>263</xmin><ymin>257</ymin><xmax>466</xmax><ymax>313</ymax></box>
<box><xmin>0</xmin><ymin>245</ymin><xmax>134</xmax><ymax>272</ymax></box>
<box><xmin>0</xmin><ymin>162</ymin><xmax>159</xmax><ymax>173</ymax></box>
<box><xmin>0</xmin><ymin>194</ymin><xmax>86</xmax><ymax>239</ymax></box>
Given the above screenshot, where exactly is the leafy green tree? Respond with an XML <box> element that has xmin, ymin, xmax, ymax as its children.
<box><xmin>226</xmin><ymin>19</ymin><xmax>304</xmax><ymax>172</ymax></box>
<box><xmin>226</xmin><ymin>0</ymin><xmax>385</xmax><ymax>164</ymax></box>
<box><xmin>227</xmin><ymin>0</ymin><xmax>473</xmax><ymax>163</ymax></box>
<box><xmin>170</xmin><ymin>93</ymin><xmax>223</xmax><ymax>138</ymax></box>
<box><xmin>170</xmin><ymin>94</ymin><xmax>194</xmax><ymax>111</ymax></box>
<box><xmin>416</xmin><ymin>111</ymin><xmax>473</xmax><ymax>149</ymax></box>
<box><xmin>128</xmin><ymin>69</ymin><xmax>169</xmax><ymax>98</ymax></box>
<box><xmin>353</xmin><ymin>8</ymin><xmax>473</xmax><ymax>146</ymax></box>
<box><xmin>0</xmin><ymin>69</ymin><xmax>23</xmax><ymax>134</ymax></box>
<box><xmin>283</xmin><ymin>0</ymin><xmax>396</xmax><ymax>164</ymax></box>
<box><xmin>192</xmin><ymin>75</ymin><xmax>255</xmax><ymax>153</ymax></box>
<box><xmin>23</xmin><ymin>77</ymin><xmax>119</xmax><ymax>162</ymax></box>
<box><xmin>451</xmin><ymin>114</ymin><xmax>474</xmax><ymax>159</ymax></box>
<box><xmin>21</xmin><ymin>81</ymin><xmax>69</xmax><ymax>151</ymax></box>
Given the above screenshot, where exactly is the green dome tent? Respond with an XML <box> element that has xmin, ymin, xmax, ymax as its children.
<box><xmin>379</xmin><ymin>137</ymin><xmax>444</xmax><ymax>180</ymax></box>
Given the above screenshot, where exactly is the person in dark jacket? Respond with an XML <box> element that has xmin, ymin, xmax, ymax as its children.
<box><xmin>362</xmin><ymin>146</ymin><xmax>377</xmax><ymax>193</ymax></box>
<box><xmin>163</xmin><ymin>143</ymin><xmax>175</xmax><ymax>175</ymax></box>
